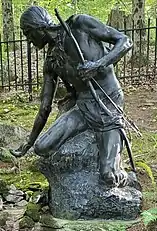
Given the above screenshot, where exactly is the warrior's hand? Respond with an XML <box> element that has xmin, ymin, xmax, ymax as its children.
<box><xmin>10</xmin><ymin>142</ymin><xmax>32</xmax><ymax>158</ymax></box>
<box><xmin>77</xmin><ymin>61</ymin><xmax>99</xmax><ymax>81</ymax></box>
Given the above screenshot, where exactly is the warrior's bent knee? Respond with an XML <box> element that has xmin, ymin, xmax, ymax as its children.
<box><xmin>34</xmin><ymin>141</ymin><xmax>44</xmax><ymax>156</ymax></box>
<box><xmin>34</xmin><ymin>140</ymin><xmax>53</xmax><ymax>157</ymax></box>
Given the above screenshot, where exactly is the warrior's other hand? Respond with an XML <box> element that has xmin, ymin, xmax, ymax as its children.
<box><xmin>10</xmin><ymin>142</ymin><xmax>32</xmax><ymax>158</ymax></box>
<box><xmin>77</xmin><ymin>61</ymin><xmax>99</xmax><ymax>81</ymax></box>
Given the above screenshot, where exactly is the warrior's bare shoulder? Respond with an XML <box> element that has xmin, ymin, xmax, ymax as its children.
<box><xmin>66</xmin><ymin>13</ymin><xmax>102</xmax><ymax>30</ymax></box>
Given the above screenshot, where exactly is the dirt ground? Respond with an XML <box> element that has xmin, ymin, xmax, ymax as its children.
<box><xmin>124</xmin><ymin>85</ymin><xmax>157</xmax><ymax>131</ymax></box>
<box><xmin>123</xmin><ymin>85</ymin><xmax>157</xmax><ymax>231</ymax></box>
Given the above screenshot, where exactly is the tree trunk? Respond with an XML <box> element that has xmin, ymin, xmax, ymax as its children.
<box><xmin>132</xmin><ymin>0</ymin><xmax>147</xmax><ymax>65</ymax></box>
<box><xmin>1</xmin><ymin>0</ymin><xmax>14</xmax><ymax>42</ymax></box>
<box><xmin>107</xmin><ymin>7</ymin><xmax>131</xmax><ymax>33</ymax></box>
<box><xmin>107</xmin><ymin>7</ymin><xmax>132</xmax><ymax>61</ymax></box>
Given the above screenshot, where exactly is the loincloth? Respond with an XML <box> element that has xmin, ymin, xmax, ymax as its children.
<box><xmin>77</xmin><ymin>89</ymin><xmax>125</xmax><ymax>132</ymax></box>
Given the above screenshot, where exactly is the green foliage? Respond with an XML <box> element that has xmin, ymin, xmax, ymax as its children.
<box><xmin>25</xmin><ymin>202</ymin><xmax>41</xmax><ymax>222</ymax></box>
<box><xmin>0</xmin><ymin>163</ymin><xmax>48</xmax><ymax>191</ymax></box>
<box><xmin>0</xmin><ymin>101</ymin><xmax>38</xmax><ymax>129</ymax></box>
<box><xmin>131</xmin><ymin>131</ymin><xmax>157</xmax><ymax>161</ymax></box>
<box><xmin>143</xmin><ymin>190</ymin><xmax>157</xmax><ymax>211</ymax></box>
<box><xmin>136</xmin><ymin>161</ymin><xmax>156</xmax><ymax>187</ymax></box>
<box><xmin>0</xmin><ymin>0</ymin><xmax>155</xmax><ymax>33</ymax></box>
<box><xmin>0</xmin><ymin>91</ymin><xmax>58</xmax><ymax>130</ymax></box>
<box><xmin>141</xmin><ymin>208</ymin><xmax>157</xmax><ymax>226</ymax></box>
<box><xmin>0</xmin><ymin>0</ymin><xmax>155</xmax><ymax>47</ymax></box>
<box><xmin>0</xmin><ymin>179</ymin><xmax>8</xmax><ymax>195</ymax></box>
<box><xmin>0</xmin><ymin>147</ymin><xmax>16</xmax><ymax>163</ymax></box>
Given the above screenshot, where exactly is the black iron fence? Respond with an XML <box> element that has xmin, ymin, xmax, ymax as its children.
<box><xmin>0</xmin><ymin>18</ymin><xmax>156</xmax><ymax>100</ymax></box>
<box><xmin>116</xmin><ymin>18</ymin><xmax>157</xmax><ymax>86</ymax></box>
<box><xmin>0</xmin><ymin>31</ymin><xmax>47</xmax><ymax>100</ymax></box>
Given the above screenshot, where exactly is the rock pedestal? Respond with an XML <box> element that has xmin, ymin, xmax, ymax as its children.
<box><xmin>39</xmin><ymin>130</ymin><xmax>142</xmax><ymax>220</ymax></box>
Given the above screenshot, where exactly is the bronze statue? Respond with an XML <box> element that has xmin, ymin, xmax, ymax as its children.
<box><xmin>10</xmin><ymin>5</ymin><xmax>133</xmax><ymax>187</ymax></box>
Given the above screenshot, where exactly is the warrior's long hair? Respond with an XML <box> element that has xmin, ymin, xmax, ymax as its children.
<box><xmin>20</xmin><ymin>6</ymin><xmax>53</xmax><ymax>30</ymax></box>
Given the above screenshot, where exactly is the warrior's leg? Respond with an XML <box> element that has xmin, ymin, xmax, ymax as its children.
<box><xmin>34</xmin><ymin>107</ymin><xmax>87</xmax><ymax>156</ymax></box>
<box><xmin>96</xmin><ymin>129</ymin><xmax>128</xmax><ymax>187</ymax></box>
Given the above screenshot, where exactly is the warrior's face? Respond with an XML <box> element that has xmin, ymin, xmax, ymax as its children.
<box><xmin>20</xmin><ymin>5</ymin><xmax>56</xmax><ymax>49</ymax></box>
<box><xmin>23</xmin><ymin>28</ymin><xmax>48</xmax><ymax>49</ymax></box>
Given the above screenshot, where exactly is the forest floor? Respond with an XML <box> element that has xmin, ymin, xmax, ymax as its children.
<box><xmin>0</xmin><ymin>85</ymin><xmax>157</xmax><ymax>230</ymax></box>
<box><xmin>124</xmin><ymin>85</ymin><xmax>157</xmax><ymax>231</ymax></box>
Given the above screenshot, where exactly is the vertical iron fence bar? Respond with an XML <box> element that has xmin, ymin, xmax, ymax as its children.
<box><xmin>131</xmin><ymin>20</ymin><xmax>134</xmax><ymax>85</ymax></box>
<box><xmin>154</xmin><ymin>18</ymin><xmax>157</xmax><ymax>81</ymax></box>
<box><xmin>13</xmin><ymin>32</ymin><xmax>17</xmax><ymax>90</ymax></box>
<box><xmin>123</xmin><ymin>17</ymin><xmax>127</xmax><ymax>85</ymax></box>
<box><xmin>6</xmin><ymin>37</ymin><xmax>10</xmax><ymax>91</ymax></box>
<box><xmin>27</xmin><ymin>41</ymin><xmax>32</xmax><ymax>101</ymax></box>
<box><xmin>36</xmin><ymin>48</ymin><xmax>39</xmax><ymax>89</ymax></box>
<box><xmin>146</xmin><ymin>18</ymin><xmax>150</xmax><ymax>81</ymax></box>
<box><xmin>0</xmin><ymin>34</ymin><xmax>4</xmax><ymax>89</ymax></box>
<box><xmin>20</xmin><ymin>31</ymin><xmax>24</xmax><ymax>90</ymax></box>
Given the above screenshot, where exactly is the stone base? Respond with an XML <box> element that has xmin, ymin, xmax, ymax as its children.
<box><xmin>38</xmin><ymin>130</ymin><xmax>142</xmax><ymax>220</ymax></box>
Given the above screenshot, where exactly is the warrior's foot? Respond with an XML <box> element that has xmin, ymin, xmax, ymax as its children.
<box><xmin>114</xmin><ymin>169</ymin><xmax>128</xmax><ymax>187</ymax></box>
<box><xmin>100</xmin><ymin>168</ymin><xmax>128</xmax><ymax>187</ymax></box>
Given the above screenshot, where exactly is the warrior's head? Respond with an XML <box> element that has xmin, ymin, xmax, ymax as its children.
<box><xmin>20</xmin><ymin>6</ymin><xmax>57</xmax><ymax>49</ymax></box>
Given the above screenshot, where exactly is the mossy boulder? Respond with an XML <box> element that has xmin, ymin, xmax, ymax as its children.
<box><xmin>0</xmin><ymin>147</ymin><xmax>16</xmax><ymax>164</ymax></box>
<box><xmin>0</xmin><ymin>178</ymin><xmax>8</xmax><ymax>195</ymax></box>
<box><xmin>39</xmin><ymin>216</ymin><xmax>139</xmax><ymax>231</ymax></box>
<box><xmin>19</xmin><ymin>216</ymin><xmax>35</xmax><ymax>229</ymax></box>
<box><xmin>40</xmin><ymin>214</ymin><xmax>63</xmax><ymax>229</ymax></box>
<box><xmin>25</xmin><ymin>202</ymin><xmax>41</xmax><ymax>222</ymax></box>
<box><xmin>0</xmin><ymin>123</ymin><xmax>27</xmax><ymax>148</ymax></box>
<box><xmin>0</xmin><ymin>211</ymin><xmax>8</xmax><ymax>226</ymax></box>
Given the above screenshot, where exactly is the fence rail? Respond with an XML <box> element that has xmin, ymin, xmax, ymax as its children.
<box><xmin>0</xmin><ymin>18</ymin><xmax>157</xmax><ymax>100</ymax></box>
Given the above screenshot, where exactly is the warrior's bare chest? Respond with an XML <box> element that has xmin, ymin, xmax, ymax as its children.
<box><xmin>46</xmin><ymin>29</ymin><xmax>106</xmax><ymax>78</ymax></box>
<box><xmin>63</xmin><ymin>29</ymin><xmax>106</xmax><ymax>62</ymax></box>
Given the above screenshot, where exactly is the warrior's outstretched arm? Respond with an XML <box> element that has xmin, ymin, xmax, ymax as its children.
<box><xmin>28</xmin><ymin>73</ymin><xmax>58</xmax><ymax>145</ymax></box>
<box><xmin>10</xmin><ymin>65</ymin><xmax>58</xmax><ymax>157</ymax></box>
